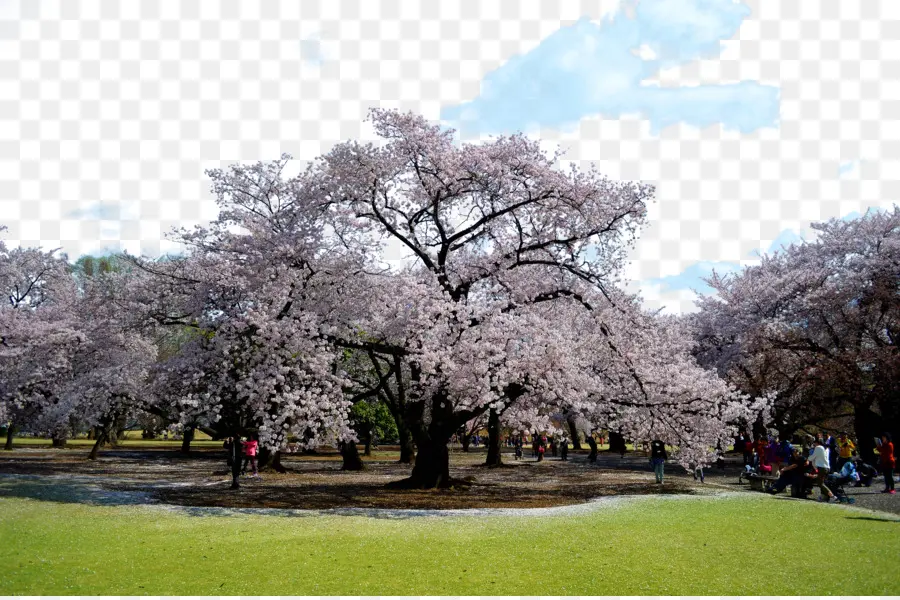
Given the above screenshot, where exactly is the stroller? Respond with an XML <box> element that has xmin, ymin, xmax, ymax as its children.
<box><xmin>825</xmin><ymin>472</ymin><xmax>857</xmax><ymax>504</ymax></box>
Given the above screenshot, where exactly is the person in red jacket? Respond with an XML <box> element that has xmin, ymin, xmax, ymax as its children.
<box><xmin>241</xmin><ymin>436</ymin><xmax>260</xmax><ymax>478</ymax></box>
<box><xmin>877</xmin><ymin>433</ymin><xmax>895</xmax><ymax>494</ymax></box>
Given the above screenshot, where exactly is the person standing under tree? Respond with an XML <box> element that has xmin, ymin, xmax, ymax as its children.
<box><xmin>241</xmin><ymin>436</ymin><xmax>259</xmax><ymax>478</ymax></box>
<box><xmin>836</xmin><ymin>433</ymin><xmax>855</xmax><ymax>471</ymax></box>
<box><xmin>876</xmin><ymin>433</ymin><xmax>895</xmax><ymax>494</ymax></box>
<box><xmin>650</xmin><ymin>440</ymin><xmax>667</xmax><ymax>484</ymax></box>
<box><xmin>560</xmin><ymin>436</ymin><xmax>568</xmax><ymax>461</ymax></box>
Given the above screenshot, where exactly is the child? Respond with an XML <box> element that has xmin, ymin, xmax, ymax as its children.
<box><xmin>241</xmin><ymin>436</ymin><xmax>259</xmax><ymax>478</ymax></box>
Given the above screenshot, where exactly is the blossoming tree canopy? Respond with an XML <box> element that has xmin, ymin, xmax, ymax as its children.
<box><xmin>122</xmin><ymin>108</ymin><xmax>763</xmax><ymax>489</ymax></box>
<box><xmin>0</xmin><ymin>230</ymin><xmax>82</xmax><ymax>444</ymax></box>
<box><xmin>693</xmin><ymin>207</ymin><xmax>899</xmax><ymax>462</ymax></box>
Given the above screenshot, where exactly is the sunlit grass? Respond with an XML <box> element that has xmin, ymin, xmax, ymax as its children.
<box><xmin>0</xmin><ymin>495</ymin><xmax>896</xmax><ymax>595</ymax></box>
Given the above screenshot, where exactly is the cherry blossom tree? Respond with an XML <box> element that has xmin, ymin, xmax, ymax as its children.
<box><xmin>127</xmin><ymin>108</ymin><xmax>765</xmax><ymax>489</ymax></box>
<box><xmin>0</xmin><ymin>228</ymin><xmax>82</xmax><ymax>449</ymax></box>
<box><xmin>299</xmin><ymin>109</ymin><xmax>759</xmax><ymax>485</ymax></box>
<box><xmin>694</xmin><ymin>207</ymin><xmax>899</xmax><ymax>462</ymax></box>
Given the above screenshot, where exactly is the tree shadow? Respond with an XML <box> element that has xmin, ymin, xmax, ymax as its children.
<box><xmin>844</xmin><ymin>515</ymin><xmax>900</xmax><ymax>523</ymax></box>
<box><xmin>0</xmin><ymin>474</ymin><xmax>152</xmax><ymax>506</ymax></box>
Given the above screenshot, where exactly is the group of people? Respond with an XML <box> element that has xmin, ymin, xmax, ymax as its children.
<box><xmin>505</xmin><ymin>434</ymin><xmax>569</xmax><ymax>462</ymax></box>
<box><xmin>223</xmin><ymin>435</ymin><xmax>260</xmax><ymax>478</ymax></box>
<box><xmin>758</xmin><ymin>432</ymin><xmax>896</xmax><ymax>501</ymax></box>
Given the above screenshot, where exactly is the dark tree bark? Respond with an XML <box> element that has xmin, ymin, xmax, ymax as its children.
<box><xmin>340</xmin><ymin>441</ymin><xmax>365</xmax><ymax>471</ymax></box>
<box><xmin>460</xmin><ymin>431</ymin><xmax>471</xmax><ymax>452</ymax></box>
<box><xmin>51</xmin><ymin>437</ymin><xmax>67</xmax><ymax>448</ymax></box>
<box><xmin>4</xmin><ymin>424</ymin><xmax>13</xmax><ymax>451</ymax></box>
<box><xmin>258</xmin><ymin>448</ymin><xmax>288</xmax><ymax>473</ymax></box>
<box><xmin>371</xmin><ymin>353</ymin><xmax>414</xmax><ymax>463</ymax></box>
<box><xmin>485</xmin><ymin>407</ymin><xmax>502</xmax><ymax>467</ymax></box>
<box><xmin>180</xmin><ymin>426</ymin><xmax>195</xmax><ymax>454</ymax></box>
<box><xmin>88</xmin><ymin>430</ymin><xmax>108</xmax><ymax>460</ymax></box>
<box><xmin>853</xmin><ymin>402</ymin><xmax>881</xmax><ymax>465</ymax></box>
<box><xmin>398</xmin><ymin>423</ymin><xmax>415</xmax><ymax>464</ymax></box>
<box><xmin>392</xmin><ymin>390</ymin><xmax>459</xmax><ymax>489</ymax></box>
<box><xmin>230</xmin><ymin>437</ymin><xmax>242</xmax><ymax>489</ymax></box>
<box><xmin>609</xmin><ymin>431</ymin><xmax>626</xmax><ymax>456</ymax></box>
<box><xmin>586</xmin><ymin>434</ymin><xmax>598</xmax><ymax>463</ymax></box>
<box><xmin>567</xmin><ymin>417</ymin><xmax>582</xmax><ymax>451</ymax></box>
<box><xmin>363</xmin><ymin>429</ymin><xmax>373</xmax><ymax>457</ymax></box>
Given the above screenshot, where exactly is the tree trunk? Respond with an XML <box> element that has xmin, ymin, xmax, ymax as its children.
<box><xmin>609</xmin><ymin>431</ymin><xmax>626</xmax><ymax>456</ymax></box>
<box><xmin>87</xmin><ymin>427</ymin><xmax>96</xmax><ymax>441</ymax></box>
<box><xmin>567</xmin><ymin>417</ymin><xmax>582</xmax><ymax>451</ymax></box>
<box><xmin>340</xmin><ymin>441</ymin><xmax>365</xmax><ymax>471</ymax></box>
<box><xmin>398</xmin><ymin>423</ymin><xmax>414</xmax><ymax>464</ymax></box>
<box><xmin>363</xmin><ymin>429</ymin><xmax>373</xmax><ymax>457</ymax></box>
<box><xmin>230</xmin><ymin>437</ymin><xmax>242</xmax><ymax>489</ymax></box>
<box><xmin>51</xmin><ymin>436</ymin><xmax>67</xmax><ymax>448</ymax></box>
<box><xmin>395</xmin><ymin>393</ymin><xmax>457</xmax><ymax>489</ymax></box>
<box><xmin>853</xmin><ymin>403</ymin><xmax>881</xmax><ymax>465</ymax></box>
<box><xmin>180</xmin><ymin>426</ymin><xmax>195</xmax><ymax>454</ymax></box>
<box><xmin>586</xmin><ymin>435</ymin><xmax>598</xmax><ymax>463</ymax></box>
<box><xmin>407</xmin><ymin>433</ymin><xmax>451</xmax><ymax>488</ymax></box>
<box><xmin>460</xmin><ymin>433</ymin><xmax>471</xmax><ymax>452</ymax></box>
<box><xmin>88</xmin><ymin>430</ymin><xmax>108</xmax><ymax>460</ymax></box>
<box><xmin>257</xmin><ymin>448</ymin><xmax>288</xmax><ymax>473</ymax></box>
<box><xmin>4</xmin><ymin>424</ymin><xmax>13</xmax><ymax>451</ymax></box>
<box><xmin>107</xmin><ymin>428</ymin><xmax>119</xmax><ymax>447</ymax></box>
<box><xmin>485</xmin><ymin>407</ymin><xmax>502</xmax><ymax>467</ymax></box>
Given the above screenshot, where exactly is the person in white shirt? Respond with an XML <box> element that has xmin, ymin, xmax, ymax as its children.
<box><xmin>810</xmin><ymin>440</ymin><xmax>835</xmax><ymax>502</ymax></box>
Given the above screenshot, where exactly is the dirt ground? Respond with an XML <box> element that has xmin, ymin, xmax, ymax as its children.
<box><xmin>0</xmin><ymin>445</ymin><xmax>707</xmax><ymax>510</ymax></box>
<box><xmin>1</xmin><ymin>444</ymin><xmax>897</xmax><ymax>514</ymax></box>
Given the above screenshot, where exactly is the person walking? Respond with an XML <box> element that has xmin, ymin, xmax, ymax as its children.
<box><xmin>650</xmin><ymin>439</ymin><xmax>667</xmax><ymax>484</ymax></box>
<box><xmin>809</xmin><ymin>438</ymin><xmax>836</xmax><ymax>502</ymax></box>
<box><xmin>560</xmin><ymin>437</ymin><xmax>569</xmax><ymax>461</ymax></box>
<box><xmin>876</xmin><ymin>433</ymin><xmax>895</xmax><ymax>494</ymax></box>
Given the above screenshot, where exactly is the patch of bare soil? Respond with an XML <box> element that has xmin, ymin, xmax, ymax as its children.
<box><xmin>0</xmin><ymin>446</ymin><xmax>709</xmax><ymax>510</ymax></box>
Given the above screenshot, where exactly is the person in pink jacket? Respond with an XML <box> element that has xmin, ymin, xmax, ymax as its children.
<box><xmin>241</xmin><ymin>436</ymin><xmax>259</xmax><ymax>478</ymax></box>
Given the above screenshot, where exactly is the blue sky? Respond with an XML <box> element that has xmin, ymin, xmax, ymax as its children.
<box><xmin>650</xmin><ymin>208</ymin><xmax>881</xmax><ymax>295</ymax></box>
<box><xmin>441</xmin><ymin>0</ymin><xmax>780</xmax><ymax>136</ymax></box>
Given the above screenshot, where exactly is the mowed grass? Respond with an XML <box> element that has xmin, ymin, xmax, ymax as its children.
<box><xmin>6</xmin><ymin>431</ymin><xmax>220</xmax><ymax>448</ymax></box>
<box><xmin>0</xmin><ymin>495</ymin><xmax>897</xmax><ymax>595</ymax></box>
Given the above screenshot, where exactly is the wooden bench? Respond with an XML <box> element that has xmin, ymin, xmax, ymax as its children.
<box><xmin>740</xmin><ymin>472</ymin><xmax>778</xmax><ymax>491</ymax></box>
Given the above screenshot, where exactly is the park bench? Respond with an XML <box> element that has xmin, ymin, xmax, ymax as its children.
<box><xmin>739</xmin><ymin>472</ymin><xmax>778</xmax><ymax>491</ymax></box>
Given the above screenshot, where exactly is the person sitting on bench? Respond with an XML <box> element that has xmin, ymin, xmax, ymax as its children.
<box><xmin>767</xmin><ymin>447</ymin><xmax>810</xmax><ymax>494</ymax></box>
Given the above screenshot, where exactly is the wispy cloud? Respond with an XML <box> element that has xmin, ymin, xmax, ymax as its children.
<box><xmin>65</xmin><ymin>202</ymin><xmax>122</xmax><ymax>220</ymax></box>
<box><xmin>838</xmin><ymin>160</ymin><xmax>859</xmax><ymax>178</ymax></box>
<box><xmin>648</xmin><ymin>260</ymin><xmax>742</xmax><ymax>294</ymax></box>
<box><xmin>442</xmin><ymin>0</ymin><xmax>779</xmax><ymax>136</ymax></box>
<box><xmin>299</xmin><ymin>35</ymin><xmax>325</xmax><ymax>67</ymax></box>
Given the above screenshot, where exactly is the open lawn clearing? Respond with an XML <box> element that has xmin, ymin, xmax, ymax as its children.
<box><xmin>0</xmin><ymin>494</ymin><xmax>897</xmax><ymax>595</ymax></box>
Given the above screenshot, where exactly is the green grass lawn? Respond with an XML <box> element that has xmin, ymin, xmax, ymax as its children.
<box><xmin>0</xmin><ymin>495</ymin><xmax>897</xmax><ymax>595</ymax></box>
